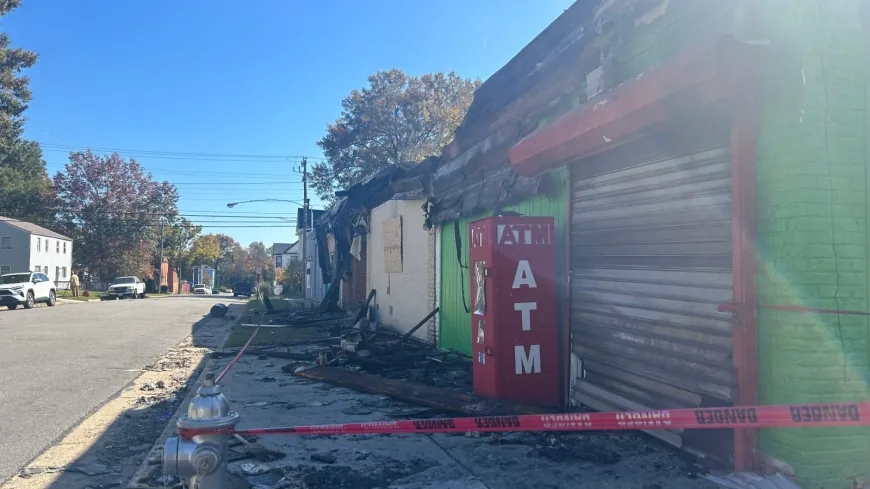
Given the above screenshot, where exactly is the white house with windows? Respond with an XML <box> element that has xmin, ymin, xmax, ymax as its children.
<box><xmin>0</xmin><ymin>217</ymin><xmax>74</xmax><ymax>285</ymax></box>
<box><xmin>272</xmin><ymin>241</ymin><xmax>300</xmax><ymax>269</ymax></box>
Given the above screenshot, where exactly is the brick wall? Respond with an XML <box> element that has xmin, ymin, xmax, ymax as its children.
<box><xmin>754</xmin><ymin>1</ymin><xmax>870</xmax><ymax>487</ymax></box>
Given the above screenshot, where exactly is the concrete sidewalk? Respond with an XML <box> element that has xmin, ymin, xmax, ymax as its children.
<box><xmin>159</xmin><ymin>354</ymin><xmax>717</xmax><ymax>489</ymax></box>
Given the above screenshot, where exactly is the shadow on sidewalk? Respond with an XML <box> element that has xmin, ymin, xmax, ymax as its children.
<box><xmin>8</xmin><ymin>302</ymin><xmax>245</xmax><ymax>489</ymax></box>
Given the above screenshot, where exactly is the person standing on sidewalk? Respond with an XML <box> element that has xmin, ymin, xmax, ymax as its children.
<box><xmin>70</xmin><ymin>271</ymin><xmax>80</xmax><ymax>297</ymax></box>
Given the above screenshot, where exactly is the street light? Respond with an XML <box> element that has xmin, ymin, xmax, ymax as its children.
<box><xmin>226</xmin><ymin>199</ymin><xmax>304</xmax><ymax>208</ymax></box>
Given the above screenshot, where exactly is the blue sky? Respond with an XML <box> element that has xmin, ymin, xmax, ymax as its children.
<box><xmin>5</xmin><ymin>0</ymin><xmax>572</xmax><ymax>247</ymax></box>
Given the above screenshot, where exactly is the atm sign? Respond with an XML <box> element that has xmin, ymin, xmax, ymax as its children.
<box><xmin>497</xmin><ymin>223</ymin><xmax>551</xmax><ymax>246</ymax></box>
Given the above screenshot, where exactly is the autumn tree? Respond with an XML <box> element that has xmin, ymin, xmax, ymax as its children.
<box><xmin>243</xmin><ymin>241</ymin><xmax>274</xmax><ymax>283</ymax></box>
<box><xmin>209</xmin><ymin>233</ymin><xmax>242</xmax><ymax>287</ymax></box>
<box><xmin>53</xmin><ymin>151</ymin><xmax>179</xmax><ymax>279</ymax></box>
<box><xmin>312</xmin><ymin>69</ymin><xmax>479</xmax><ymax>199</ymax></box>
<box><xmin>280</xmin><ymin>258</ymin><xmax>304</xmax><ymax>297</ymax></box>
<box><xmin>189</xmin><ymin>234</ymin><xmax>220</xmax><ymax>267</ymax></box>
<box><xmin>162</xmin><ymin>218</ymin><xmax>200</xmax><ymax>293</ymax></box>
<box><xmin>0</xmin><ymin>1</ymin><xmax>54</xmax><ymax>223</ymax></box>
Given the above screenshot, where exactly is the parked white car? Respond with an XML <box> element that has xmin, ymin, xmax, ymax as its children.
<box><xmin>107</xmin><ymin>276</ymin><xmax>146</xmax><ymax>299</ymax></box>
<box><xmin>0</xmin><ymin>271</ymin><xmax>57</xmax><ymax>310</ymax></box>
<box><xmin>192</xmin><ymin>284</ymin><xmax>212</xmax><ymax>295</ymax></box>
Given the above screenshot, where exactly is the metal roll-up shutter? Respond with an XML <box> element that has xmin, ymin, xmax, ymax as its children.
<box><xmin>569</xmin><ymin>122</ymin><xmax>736</xmax><ymax>462</ymax></box>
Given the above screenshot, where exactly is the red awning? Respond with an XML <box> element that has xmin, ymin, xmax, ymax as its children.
<box><xmin>509</xmin><ymin>36</ymin><xmax>756</xmax><ymax>177</ymax></box>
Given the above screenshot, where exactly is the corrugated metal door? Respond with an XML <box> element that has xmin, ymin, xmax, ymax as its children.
<box><xmin>569</xmin><ymin>122</ymin><xmax>736</xmax><ymax>462</ymax></box>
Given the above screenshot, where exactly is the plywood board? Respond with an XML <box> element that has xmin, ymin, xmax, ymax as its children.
<box><xmin>384</xmin><ymin>216</ymin><xmax>403</xmax><ymax>273</ymax></box>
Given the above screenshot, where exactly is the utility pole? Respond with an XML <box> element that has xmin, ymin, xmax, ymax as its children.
<box><xmin>158</xmin><ymin>217</ymin><xmax>164</xmax><ymax>293</ymax></box>
<box><xmin>301</xmin><ymin>157</ymin><xmax>309</xmax><ymax>300</ymax></box>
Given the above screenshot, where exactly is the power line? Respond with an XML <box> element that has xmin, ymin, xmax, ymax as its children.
<box><xmin>44</xmin><ymin>162</ymin><xmax>299</xmax><ymax>179</ymax></box>
<box><xmin>170</xmin><ymin>181</ymin><xmax>302</xmax><ymax>186</ymax></box>
<box><xmin>14</xmin><ymin>207</ymin><xmax>313</xmax><ymax>217</ymax></box>
<box><xmin>40</xmin><ymin>144</ymin><xmax>326</xmax><ymax>162</ymax></box>
<box><xmin>0</xmin><ymin>218</ymin><xmax>298</xmax><ymax>229</ymax></box>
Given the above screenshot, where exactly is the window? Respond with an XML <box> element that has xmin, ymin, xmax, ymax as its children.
<box><xmin>56</xmin><ymin>241</ymin><xmax>60</xmax><ymax>253</ymax></box>
<box><xmin>42</xmin><ymin>267</ymin><xmax>48</xmax><ymax>275</ymax></box>
<box><xmin>55</xmin><ymin>266</ymin><xmax>60</xmax><ymax>281</ymax></box>
<box><xmin>63</xmin><ymin>242</ymin><xmax>67</xmax><ymax>254</ymax></box>
<box><xmin>1</xmin><ymin>237</ymin><xmax>10</xmax><ymax>250</ymax></box>
<box><xmin>45</xmin><ymin>239</ymin><xmax>50</xmax><ymax>252</ymax></box>
<box><xmin>62</xmin><ymin>267</ymin><xmax>67</xmax><ymax>278</ymax></box>
<box><xmin>276</xmin><ymin>255</ymin><xmax>283</xmax><ymax>268</ymax></box>
<box><xmin>0</xmin><ymin>265</ymin><xmax>9</xmax><ymax>274</ymax></box>
<box><xmin>36</xmin><ymin>238</ymin><xmax>41</xmax><ymax>252</ymax></box>
<box><xmin>33</xmin><ymin>264</ymin><xmax>39</xmax><ymax>274</ymax></box>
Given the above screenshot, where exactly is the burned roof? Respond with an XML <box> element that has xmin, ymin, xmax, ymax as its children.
<box><xmin>425</xmin><ymin>0</ymin><xmax>640</xmax><ymax>224</ymax></box>
<box><xmin>319</xmin><ymin>164</ymin><xmax>412</xmax><ymax>230</ymax></box>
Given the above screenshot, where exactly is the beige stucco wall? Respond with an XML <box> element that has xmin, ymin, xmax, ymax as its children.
<box><xmin>367</xmin><ymin>199</ymin><xmax>432</xmax><ymax>342</ymax></box>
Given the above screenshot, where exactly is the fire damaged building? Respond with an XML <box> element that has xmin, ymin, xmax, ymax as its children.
<box><xmin>313</xmin><ymin>1</ymin><xmax>870</xmax><ymax>487</ymax></box>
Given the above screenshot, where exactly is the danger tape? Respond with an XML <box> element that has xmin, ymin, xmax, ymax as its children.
<box><xmin>178</xmin><ymin>401</ymin><xmax>870</xmax><ymax>439</ymax></box>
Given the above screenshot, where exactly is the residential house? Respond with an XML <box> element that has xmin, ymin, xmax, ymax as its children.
<box><xmin>272</xmin><ymin>241</ymin><xmax>300</xmax><ymax>270</ymax></box>
<box><xmin>0</xmin><ymin>217</ymin><xmax>74</xmax><ymax>285</ymax></box>
<box><xmin>395</xmin><ymin>0</ymin><xmax>870</xmax><ymax>486</ymax></box>
<box><xmin>296</xmin><ymin>208</ymin><xmax>327</xmax><ymax>301</ymax></box>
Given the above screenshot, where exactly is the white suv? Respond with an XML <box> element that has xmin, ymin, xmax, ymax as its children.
<box><xmin>0</xmin><ymin>271</ymin><xmax>57</xmax><ymax>310</ymax></box>
<box><xmin>192</xmin><ymin>283</ymin><xmax>212</xmax><ymax>295</ymax></box>
<box><xmin>107</xmin><ymin>276</ymin><xmax>146</xmax><ymax>299</ymax></box>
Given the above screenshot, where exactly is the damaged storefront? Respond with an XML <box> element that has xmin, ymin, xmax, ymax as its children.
<box><xmin>424</xmin><ymin>0</ymin><xmax>870</xmax><ymax>487</ymax></box>
<box><xmin>315</xmin><ymin>166</ymin><xmax>409</xmax><ymax>313</ymax></box>
<box><xmin>510</xmin><ymin>37</ymin><xmax>758</xmax><ymax>468</ymax></box>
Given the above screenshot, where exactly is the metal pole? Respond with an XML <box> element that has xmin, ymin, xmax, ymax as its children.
<box><xmin>158</xmin><ymin>218</ymin><xmax>164</xmax><ymax>293</ymax></box>
<box><xmin>301</xmin><ymin>157</ymin><xmax>309</xmax><ymax>301</ymax></box>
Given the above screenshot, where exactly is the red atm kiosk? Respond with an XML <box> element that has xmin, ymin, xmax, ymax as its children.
<box><xmin>468</xmin><ymin>216</ymin><xmax>560</xmax><ymax>407</ymax></box>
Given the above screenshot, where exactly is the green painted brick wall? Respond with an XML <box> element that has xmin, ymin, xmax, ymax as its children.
<box><xmin>754</xmin><ymin>1</ymin><xmax>870</xmax><ymax>487</ymax></box>
<box><xmin>438</xmin><ymin>169</ymin><xmax>569</xmax><ymax>354</ymax></box>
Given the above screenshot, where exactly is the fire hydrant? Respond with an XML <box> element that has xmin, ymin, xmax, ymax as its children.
<box><xmin>163</xmin><ymin>372</ymin><xmax>239</xmax><ymax>489</ymax></box>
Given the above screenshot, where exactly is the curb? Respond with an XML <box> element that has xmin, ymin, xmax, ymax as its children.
<box><xmin>125</xmin><ymin>305</ymin><xmax>244</xmax><ymax>489</ymax></box>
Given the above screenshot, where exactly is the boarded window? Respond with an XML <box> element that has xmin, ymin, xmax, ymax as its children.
<box><xmin>383</xmin><ymin>216</ymin><xmax>403</xmax><ymax>273</ymax></box>
<box><xmin>0</xmin><ymin>237</ymin><xmax>10</xmax><ymax>249</ymax></box>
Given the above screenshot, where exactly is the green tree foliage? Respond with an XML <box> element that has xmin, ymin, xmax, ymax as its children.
<box><xmin>244</xmin><ymin>241</ymin><xmax>274</xmax><ymax>283</ymax></box>
<box><xmin>162</xmin><ymin>218</ymin><xmax>201</xmax><ymax>293</ymax></box>
<box><xmin>53</xmin><ymin>151</ymin><xmax>179</xmax><ymax>279</ymax></box>
<box><xmin>0</xmin><ymin>1</ymin><xmax>53</xmax><ymax>223</ymax></box>
<box><xmin>189</xmin><ymin>234</ymin><xmax>220</xmax><ymax>267</ymax></box>
<box><xmin>279</xmin><ymin>258</ymin><xmax>304</xmax><ymax>298</ymax></box>
<box><xmin>312</xmin><ymin>69</ymin><xmax>479</xmax><ymax>199</ymax></box>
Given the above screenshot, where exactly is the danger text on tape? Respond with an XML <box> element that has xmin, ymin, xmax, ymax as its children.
<box><xmin>177</xmin><ymin>402</ymin><xmax>870</xmax><ymax>439</ymax></box>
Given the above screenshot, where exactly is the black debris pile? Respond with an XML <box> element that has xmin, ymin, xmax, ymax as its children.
<box><xmin>491</xmin><ymin>430</ymin><xmax>701</xmax><ymax>476</ymax></box>
<box><xmin>340</xmin><ymin>338</ymin><xmax>472</xmax><ymax>393</ymax></box>
<box><xmin>230</xmin><ymin>291</ymin><xmax>474</xmax><ymax>394</ymax></box>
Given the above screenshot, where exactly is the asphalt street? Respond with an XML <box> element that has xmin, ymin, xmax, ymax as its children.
<box><xmin>0</xmin><ymin>295</ymin><xmax>241</xmax><ymax>482</ymax></box>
